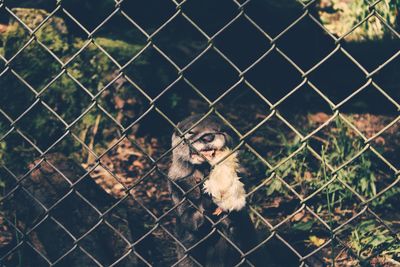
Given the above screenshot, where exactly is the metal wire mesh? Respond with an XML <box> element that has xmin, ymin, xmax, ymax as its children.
<box><xmin>0</xmin><ymin>0</ymin><xmax>399</xmax><ymax>266</ymax></box>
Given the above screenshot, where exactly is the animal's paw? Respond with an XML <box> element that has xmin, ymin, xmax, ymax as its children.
<box><xmin>212</xmin><ymin>207</ymin><xmax>223</xmax><ymax>216</ymax></box>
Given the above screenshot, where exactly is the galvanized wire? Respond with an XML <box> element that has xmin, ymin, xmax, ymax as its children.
<box><xmin>0</xmin><ymin>0</ymin><xmax>399</xmax><ymax>266</ymax></box>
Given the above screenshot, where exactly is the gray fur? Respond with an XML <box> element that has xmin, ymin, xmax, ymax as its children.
<box><xmin>168</xmin><ymin>114</ymin><xmax>231</xmax><ymax>180</ymax></box>
<box><xmin>168</xmin><ymin>115</ymin><xmax>265</xmax><ymax>266</ymax></box>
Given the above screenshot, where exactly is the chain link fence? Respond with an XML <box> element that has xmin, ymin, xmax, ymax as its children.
<box><xmin>0</xmin><ymin>0</ymin><xmax>399</xmax><ymax>266</ymax></box>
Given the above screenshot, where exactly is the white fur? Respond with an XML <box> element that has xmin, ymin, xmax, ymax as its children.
<box><xmin>203</xmin><ymin>149</ymin><xmax>246</xmax><ymax>212</ymax></box>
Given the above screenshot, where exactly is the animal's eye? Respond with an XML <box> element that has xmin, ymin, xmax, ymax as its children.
<box><xmin>201</xmin><ymin>134</ymin><xmax>215</xmax><ymax>143</ymax></box>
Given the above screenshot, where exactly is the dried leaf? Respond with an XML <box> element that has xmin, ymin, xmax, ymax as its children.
<box><xmin>291</xmin><ymin>210</ymin><xmax>305</xmax><ymax>222</ymax></box>
<box><xmin>114</xmin><ymin>95</ymin><xmax>125</xmax><ymax>109</ymax></box>
<box><xmin>309</xmin><ymin>235</ymin><xmax>326</xmax><ymax>247</ymax></box>
<box><xmin>133</xmin><ymin>160</ymin><xmax>144</xmax><ymax>169</ymax></box>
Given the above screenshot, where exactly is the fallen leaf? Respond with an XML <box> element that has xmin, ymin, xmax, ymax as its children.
<box><xmin>309</xmin><ymin>235</ymin><xmax>326</xmax><ymax>247</ymax></box>
<box><xmin>114</xmin><ymin>96</ymin><xmax>125</xmax><ymax>109</ymax></box>
<box><xmin>291</xmin><ymin>210</ymin><xmax>305</xmax><ymax>222</ymax></box>
<box><xmin>133</xmin><ymin>160</ymin><xmax>144</xmax><ymax>169</ymax></box>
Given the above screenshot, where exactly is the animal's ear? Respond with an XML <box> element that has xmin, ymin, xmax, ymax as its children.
<box><xmin>173</xmin><ymin>120</ymin><xmax>189</xmax><ymax>140</ymax></box>
<box><xmin>171</xmin><ymin>131</ymin><xmax>176</xmax><ymax>143</ymax></box>
<box><xmin>174</xmin><ymin>123</ymin><xmax>182</xmax><ymax>136</ymax></box>
<box><xmin>171</xmin><ymin>131</ymin><xmax>183</xmax><ymax>147</ymax></box>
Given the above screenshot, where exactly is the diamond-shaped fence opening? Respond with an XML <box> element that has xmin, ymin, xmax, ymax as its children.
<box><xmin>276</xmin><ymin>15</ymin><xmax>337</xmax><ymax>71</ymax></box>
<box><xmin>244</xmin><ymin>49</ymin><xmax>304</xmax><ymax>103</ymax></box>
<box><xmin>152</xmin><ymin>14</ymin><xmax>208</xmax><ymax>68</ymax></box>
<box><xmin>1</xmin><ymin>0</ymin><xmax>399</xmax><ymax>266</ymax></box>
<box><xmin>181</xmin><ymin>0</ymin><xmax>238</xmax><ymax>36</ymax></box>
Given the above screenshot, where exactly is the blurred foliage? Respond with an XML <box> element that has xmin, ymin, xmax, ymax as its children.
<box><xmin>262</xmin><ymin>118</ymin><xmax>379</xmax><ymax>199</ymax></box>
<box><xmin>0</xmin><ymin>8</ymin><xmax>147</xmax><ymax>171</ymax></box>
<box><xmin>319</xmin><ymin>0</ymin><xmax>399</xmax><ymax>41</ymax></box>
<box><xmin>260</xmin><ymin>117</ymin><xmax>399</xmax><ymax>202</ymax></box>
<box><xmin>247</xmin><ymin>116</ymin><xmax>400</xmax><ymax>263</ymax></box>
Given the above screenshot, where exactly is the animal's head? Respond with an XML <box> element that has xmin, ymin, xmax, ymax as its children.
<box><xmin>171</xmin><ymin>115</ymin><xmax>233</xmax><ymax>165</ymax></box>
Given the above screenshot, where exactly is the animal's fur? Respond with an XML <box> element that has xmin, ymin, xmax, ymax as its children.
<box><xmin>168</xmin><ymin>115</ymin><xmax>264</xmax><ymax>266</ymax></box>
<box><xmin>203</xmin><ymin>149</ymin><xmax>246</xmax><ymax>212</ymax></box>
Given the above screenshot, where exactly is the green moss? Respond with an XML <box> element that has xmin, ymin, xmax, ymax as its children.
<box><xmin>95</xmin><ymin>37</ymin><xmax>144</xmax><ymax>62</ymax></box>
